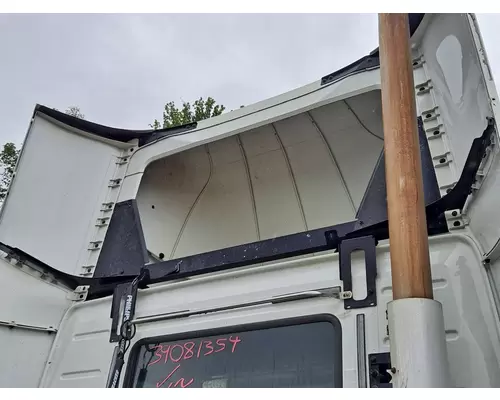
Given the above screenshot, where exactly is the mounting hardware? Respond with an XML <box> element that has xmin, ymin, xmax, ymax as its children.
<box><xmin>421</xmin><ymin>106</ymin><xmax>440</xmax><ymax>122</ymax></box>
<box><xmin>106</xmin><ymin>268</ymin><xmax>150</xmax><ymax>388</ymax></box>
<box><xmin>433</xmin><ymin>152</ymin><xmax>452</xmax><ymax>168</ymax></box>
<box><xmin>445</xmin><ymin>209</ymin><xmax>469</xmax><ymax>230</ymax></box>
<box><xmin>425</xmin><ymin>123</ymin><xmax>445</xmax><ymax>140</ymax></box>
<box><xmin>96</xmin><ymin>217</ymin><xmax>110</xmax><ymax>227</ymax></box>
<box><xmin>369</xmin><ymin>352</ymin><xmax>392</xmax><ymax>388</ymax></box>
<box><xmin>339</xmin><ymin>235</ymin><xmax>377</xmax><ymax>310</ymax></box>
<box><xmin>80</xmin><ymin>265</ymin><xmax>96</xmax><ymax>277</ymax></box>
<box><xmin>88</xmin><ymin>241</ymin><xmax>103</xmax><ymax>251</ymax></box>
<box><xmin>415</xmin><ymin>80</ymin><xmax>433</xmax><ymax>95</ymax></box>
<box><xmin>115</xmin><ymin>156</ymin><xmax>129</xmax><ymax>165</ymax></box>
<box><xmin>68</xmin><ymin>285</ymin><xmax>89</xmax><ymax>301</ymax></box>
<box><xmin>108</xmin><ymin>179</ymin><xmax>122</xmax><ymax>188</ymax></box>
<box><xmin>411</xmin><ymin>56</ymin><xmax>425</xmax><ymax>69</ymax></box>
<box><xmin>101</xmin><ymin>202</ymin><xmax>115</xmax><ymax>212</ymax></box>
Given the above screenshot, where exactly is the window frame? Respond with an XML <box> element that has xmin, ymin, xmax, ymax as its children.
<box><xmin>123</xmin><ymin>313</ymin><xmax>343</xmax><ymax>388</ymax></box>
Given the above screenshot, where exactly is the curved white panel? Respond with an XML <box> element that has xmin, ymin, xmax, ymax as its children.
<box><xmin>436</xmin><ymin>35</ymin><xmax>464</xmax><ymax>104</ymax></box>
<box><xmin>137</xmin><ymin>91</ymin><xmax>384</xmax><ymax>258</ymax></box>
<box><xmin>173</xmin><ymin>137</ymin><xmax>257</xmax><ymax>258</ymax></box>
<box><xmin>0</xmin><ymin>116</ymin><xmax>124</xmax><ymax>275</ymax></box>
<box><xmin>309</xmin><ymin>94</ymin><xmax>384</xmax><ymax>208</ymax></box>
<box><xmin>136</xmin><ymin>146</ymin><xmax>211</xmax><ymax>259</ymax></box>
<box><xmin>273</xmin><ymin>113</ymin><xmax>356</xmax><ymax>229</ymax></box>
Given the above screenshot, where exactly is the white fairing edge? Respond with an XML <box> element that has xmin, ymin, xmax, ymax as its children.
<box><xmin>0</xmin><ymin>257</ymin><xmax>71</xmax><ymax>387</ymax></box>
<box><xmin>0</xmin><ymin>114</ymin><xmax>130</xmax><ymax>275</ymax></box>
<box><xmin>410</xmin><ymin>14</ymin><xmax>500</xmax><ymax>302</ymax></box>
<box><xmin>39</xmin><ymin>234</ymin><xmax>500</xmax><ymax>388</ymax></box>
<box><xmin>117</xmin><ymin>70</ymin><xmax>381</xmax><ymax>202</ymax></box>
<box><xmin>413</xmin><ymin>14</ymin><xmax>500</xmax><ymax>257</ymax></box>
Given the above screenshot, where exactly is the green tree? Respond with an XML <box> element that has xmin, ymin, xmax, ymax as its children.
<box><xmin>65</xmin><ymin>106</ymin><xmax>85</xmax><ymax>119</ymax></box>
<box><xmin>151</xmin><ymin>97</ymin><xmax>225</xmax><ymax>129</ymax></box>
<box><xmin>0</xmin><ymin>142</ymin><xmax>20</xmax><ymax>201</ymax></box>
<box><xmin>0</xmin><ymin>106</ymin><xmax>85</xmax><ymax>202</ymax></box>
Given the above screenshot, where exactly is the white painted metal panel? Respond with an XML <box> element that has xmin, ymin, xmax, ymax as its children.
<box><xmin>0</xmin><ymin>257</ymin><xmax>71</xmax><ymax>387</ymax></box>
<box><xmin>0</xmin><ymin>115</ymin><xmax>125</xmax><ymax>275</ymax></box>
<box><xmin>309</xmin><ymin>97</ymin><xmax>383</xmax><ymax>207</ymax></box>
<box><xmin>0</xmin><ymin>329</ymin><xmax>56</xmax><ymax>388</ymax></box>
<box><xmin>412</xmin><ymin>14</ymin><xmax>500</xmax><ymax>259</ymax></box>
<box><xmin>0</xmin><ymin>257</ymin><xmax>70</xmax><ymax>327</ymax></box>
<box><xmin>39</xmin><ymin>234</ymin><xmax>500</xmax><ymax>388</ymax></box>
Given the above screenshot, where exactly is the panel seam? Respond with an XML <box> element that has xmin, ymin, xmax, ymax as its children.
<box><xmin>307</xmin><ymin>111</ymin><xmax>357</xmax><ymax>214</ymax></box>
<box><xmin>169</xmin><ymin>145</ymin><xmax>213</xmax><ymax>259</ymax></box>
<box><xmin>237</xmin><ymin>135</ymin><xmax>261</xmax><ymax>240</ymax></box>
<box><xmin>271</xmin><ymin>123</ymin><xmax>308</xmax><ymax>231</ymax></box>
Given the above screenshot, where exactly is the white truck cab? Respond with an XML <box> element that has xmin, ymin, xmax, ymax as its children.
<box><xmin>1</xmin><ymin>13</ymin><xmax>500</xmax><ymax>388</ymax></box>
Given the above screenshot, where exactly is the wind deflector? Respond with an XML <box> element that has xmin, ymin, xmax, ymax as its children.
<box><xmin>34</xmin><ymin>105</ymin><xmax>197</xmax><ymax>146</ymax></box>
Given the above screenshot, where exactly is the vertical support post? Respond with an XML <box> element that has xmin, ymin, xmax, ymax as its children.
<box><xmin>378</xmin><ymin>14</ymin><xmax>451</xmax><ymax>387</ymax></box>
<box><xmin>379</xmin><ymin>13</ymin><xmax>432</xmax><ymax>300</ymax></box>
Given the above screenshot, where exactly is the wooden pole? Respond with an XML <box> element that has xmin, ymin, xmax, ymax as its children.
<box><xmin>378</xmin><ymin>14</ymin><xmax>433</xmax><ymax>300</ymax></box>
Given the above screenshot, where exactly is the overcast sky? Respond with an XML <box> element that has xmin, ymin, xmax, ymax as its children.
<box><xmin>0</xmin><ymin>13</ymin><xmax>499</xmax><ymax>145</ymax></box>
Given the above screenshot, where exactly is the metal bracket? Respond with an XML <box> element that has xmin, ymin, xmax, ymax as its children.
<box><xmin>422</xmin><ymin>106</ymin><xmax>440</xmax><ymax>122</ymax></box>
<box><xmin>412</xmin><ymin>56</ymin><xmax>425</xmax><ymax>69</ymax></box>
<box><xmin>425</xmin><ymin>123</ymin><xmax>445</xmax><ymax>140</ymax></box>
<box><xmin>88</xmin><ymin>241</ymin><xmax>102</xmax><ymax>251</ymax></box>
<box><xmin>416</xmin><ymin>79</ymin><xmax>433</xmax><ymax>95</ymax></box>
<box><xmin>369</xmin><ymin>352</ymin><xmax>392</xmax><ymax>388</ymax></box>
<box><xmin>108</xmin><ymin>179</ymin><xmax>122</xmax><ymax>188</ymax></box>
<box><xmin>339</xmin><ymin>235</ymin><xmax>377</xmax><ymax>309</ymax></box>
<box><xmin>106</xmin><ymin>268</ymin><xmax>150</xmax><ymax>388</ymax></box>
<box><xmin>433</xmin><ymin>152</ymin><xmax>453</xmax><ymax>168</ymax></box>
<box><xmin>115</xmin><ymin>156</ymin><xmax>129</xmax><ymax>165</ymax></box>
<box><xmin>101</xmin><ymin>202</ymin><xmax>115</xmax><ymax>212</ymax></box>
<box><xmin>96</xmin><ymin>217</ymin><xmax>110</xmax><ymax>227</ymax></box>
<box><xmin>445</xmin><ymin>209</ymin><xmax>469</xmax><ymax>230</ymax></box>
<box><xmin>67</xmin><ymin>285</ymin><xmax>89</xmax><ymax>301</ymax></box>
<box><xmin>80</xmin><ymin>265</ymin><xmax>96</xmax><ymax>276</ymax></box>
<box><xmin>439</xmin><ymin>181</ymin><xmax>457</xmax><ymax>195</ymax></box>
